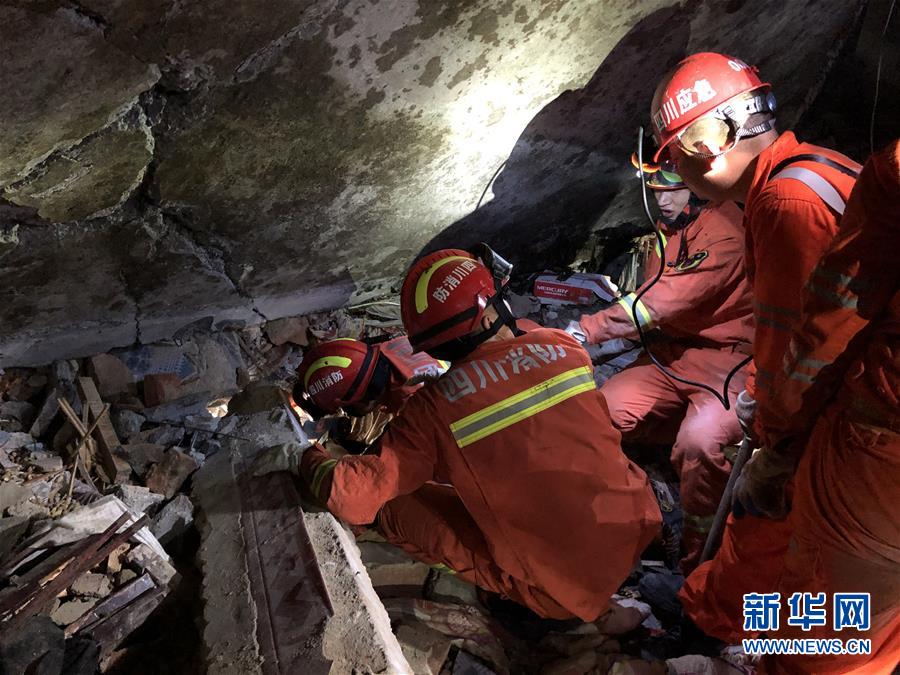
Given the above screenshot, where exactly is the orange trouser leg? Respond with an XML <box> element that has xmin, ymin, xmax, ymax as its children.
<box><xmin>679</xmin><ymin>512</ymin><xmax>794</xmax><ymax>643</ymax></box>
<box><xmin>376</xmin><ymin>483</ymin><xmax>574</xmax><ymax>620</ymax></box>
<box><xmin>602</xmin><ymin>347</ymin><xmax>747</xmax><ymax>573</ymax></box>
<box><xmin>671</xmin><ymin>348</ymin><xmax>747</xmax><ymax>573</ymax></box>
<box><xmin>764</xmin><ymin>410</ymin><xmax>900</xmax><ymax>674</ymax></box>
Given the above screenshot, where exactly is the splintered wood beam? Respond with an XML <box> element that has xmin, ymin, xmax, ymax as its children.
<box><xmin>76</xmin><ymin>377</ymin><xmax>124</xmax><ymax>483</ymax></box>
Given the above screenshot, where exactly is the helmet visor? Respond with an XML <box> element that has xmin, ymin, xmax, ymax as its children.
<box><xmin>675</xmin><ymin>115</ymin><xmax>739</xmax><ymax>158</ymax></box>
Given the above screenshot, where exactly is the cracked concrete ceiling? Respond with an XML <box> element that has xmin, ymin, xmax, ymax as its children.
<box><xmin>0</xmin><ymin>0</ymin><xmax>867</xmax><ymax>365</ymax></box>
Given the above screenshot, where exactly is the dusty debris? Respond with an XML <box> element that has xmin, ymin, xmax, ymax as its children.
<box><xmin>120</xmin><ymin>442</ymin><xmax>166</xmax><ymax>478</ymax></box>
<box><xmin>151</xmin><ymin>494</ymin><xmax>193</xmax><ymax>546</ymax></box>
<box><xmin>113</xmin><ymin>484</ymin><xmax>166</xmax><ymax>516</ymax></box>
<box><xmin>145</xmin><ymin>447</ymin><xmax>199</xmax><ymax>499</ymax></box>
<box><xmin>358</xmin><ymin>541</ymin><xmax>431</xmax><ymax>598</ymax></box>
<box><xmin>264</xmin><ymin>316</ymin><xmax>311</xmax><ymax>346</ymax></box>
<box><xmin>0</xmin><ymin>516</ymin><xmax>29</xmax><ymax>559</ymax></box>
<box><xmin>51</xmin><ymin>598</ymin><xmax>100</xmax><ymax>627</ymax></box>
<box><xmin>0</xmin><ymin>431</ymin><xmax>39</xmax><ymax>452</ymax></box>
<box><xmin>0</xmin><ymin>401</ymin><xmax>36</xmax><ymax>430</ymax></box>
<box><xmin>71</xmin><ymin>572</ymin><xmax>114</xmax><ymax>599</ymax></box>
<box><xmin>111</xmin><ymin>409</ymin><xmax>146</xmax><ymax>439</ymax></box>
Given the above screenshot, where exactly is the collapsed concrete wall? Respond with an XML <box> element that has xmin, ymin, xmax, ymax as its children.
<box><xmin>0</xmin><ymin>0</ymin><xmax>867</xmax><ymax>366</ymax></box>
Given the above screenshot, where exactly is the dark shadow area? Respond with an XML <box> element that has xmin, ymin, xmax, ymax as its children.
<box><xmin>418</xmin><ymin>3</ymin><xmax>699</xmax><ymax>272</ymax></box>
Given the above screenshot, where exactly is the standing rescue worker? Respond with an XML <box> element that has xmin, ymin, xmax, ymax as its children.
<box><xmin>288</xmin><ymin>336</ymin><xmax>446</xmax><ymax>450</ymax></box>
<box><xmin>261</xmin><ymin>248</ymin><xmax>661</xmax><ymax>623</ymax></box>
<box><xmin>737</xmin><ymin>140</ymin><xmax>900</xmax><ymax>674</ymax></box>
<box><xmin>568</xmin><ymin>156</ymin><xmax>753</xmax><ymax>572</ymax></box>
<box><xmin>648</xmin><ymin>51</ymin><xmax>861</xmax><ymax>642</ymax></box>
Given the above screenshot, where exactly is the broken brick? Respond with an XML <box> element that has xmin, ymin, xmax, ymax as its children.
<box><xmin>87</xmin><ymin>354</ymin><xmax>134</xmax><ymax>400</ymax></box>
<box><xmin>151</xmin><ymin>494</ymin><xmax>194</xmax><ymax>546</ymax></box>
<box><xmin>145</xmin><ymin>448</ymin><xmax>199</xmax><ymax>499</ymax></box>
<box><xmin>111</xmin><ymin>409</ymin><xmax>145</xmax><ymax>440</ymax></box>
<box><xmin>142</xmin><ymin>373</ymin><xmax>184</xmax><ymax>408</ymax></box>
<box><xmin>112</xmin><ymin>484</ymin><xmax>165</xmax><ymax>516</ymax></box>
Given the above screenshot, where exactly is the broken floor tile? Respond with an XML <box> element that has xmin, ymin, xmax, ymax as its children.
<box><xmin>145</xmin><ymin>448</ymin><xmax>199</xmax><ymax>499</ymax></box>
<box><xmin>50</xmin><ymin>598</ymin><xmax>98</xmax><ymax>627</ymax></box>
<box><xmin>112</xmin><ymin>485</ymin><xmax>165</xmax><ymax>517</ymax></box>
<box><xmin>71</xmin><ymin>572</ymin><xmax>113</xmax><ymax>599</ymax></box>
<box><xmin>150</xmin><ymin>494</ymin><xmax>194</xmax><ymax>546</ymax></box>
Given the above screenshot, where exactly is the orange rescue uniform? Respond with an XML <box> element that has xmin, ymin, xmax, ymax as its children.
<box><xmin>755</xmin><ymin>140</ymin><xmax>900</xmax><ymax>674</ymax></box>
<box><xmin>582</xmin><ymin>201</ymin><xmax>753</xmax><ymax>571</ymax></box>
<box><xmin>680</xmin><ymin>132</ymin><xmax>861</xmax><ymax>641</ymax></box>
<box><xmin>301</xmin><ymin>329</ymin><xmax>662</xmax><ymax>620</ymax></box>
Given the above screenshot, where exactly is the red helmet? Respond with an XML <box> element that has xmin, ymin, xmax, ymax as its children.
<box><xmin>650</xmin><ymin>52</ymin><xmax>771</xmax><ymax>162</ymax></box>
<box><xmin>295</xmin><ymin>339</ymin><xmax>378</xmax><ymax>414</ymax></box>
<box><xmin>401</xmin><ymin>249</ymin><xmax>498</xmax><ymax>354</ymax></box>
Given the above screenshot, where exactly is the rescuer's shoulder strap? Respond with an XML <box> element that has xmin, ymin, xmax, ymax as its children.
<box><xmin>768</xmin><ymin>153</ymin><xmax>860</xmax><ymax>215</ymax></box>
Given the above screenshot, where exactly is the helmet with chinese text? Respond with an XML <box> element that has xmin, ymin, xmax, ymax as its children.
<box><xmin>400</xmin><ymin>249</ymin><xmax>498</xmax><ymax>356</ymax></box>
<box><xmin>651</xmin><ymin>52</ymin><xmax>772</xmax><ymax>162</ymax></box>
<box><xmin>294</xmin><ymin>339</ymin><xmax>379</xmax><ymax>414</ymax></box>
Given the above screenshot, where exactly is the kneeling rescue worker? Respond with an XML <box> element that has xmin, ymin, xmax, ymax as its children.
<box><xmin>647</xmin><ymin>52</ymin><xmax>861</xmax><ymax>643</ymax></box>
<box><xmin>290</xmin><ymin>335</ymin><xmax>446</xmax><ymax>449</ymax></box>
<box><xmin>259</xmin><ymin>246</ymin><xmax>661</xmax><ymax>623</ymax></box>
<box><xmin>568</xmin><ymin>155</ymin><xmax>752</xmax><ymax>573</ymax></box>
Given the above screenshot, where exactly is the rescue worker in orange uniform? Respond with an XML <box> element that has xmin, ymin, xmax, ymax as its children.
<box><xmin>289</xmin><ymin>336</ymin><xmax>447</xmax><ymax>451</ymax></box>
<box><xmin>567</xmin><ymin>156</ymin><xmax>753</xmax><ymax>572</ymax></box>
<box><xmin>647</xmin><ymin>51</ymin><xmax>861</xmax><ymax>642</ymax></box>
<box><xmin>262</xmin><ymin>247</ymin><xmax>661</xmax><ymax>623</ymax></box>
<box><xmin>736</xmin><ymin>139</ymin><xmax>900</xmax><ymax>674</ymax></box>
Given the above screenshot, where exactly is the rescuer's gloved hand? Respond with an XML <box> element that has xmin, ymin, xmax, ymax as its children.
<box><xmin>332</xmin><ymin>410</ymin><xmax>395</xmax><ymax>453</ymax></box>
<box><xmin>732</xmin><ymin>447</ymin><xmax>794</xmax><ymax>520</ymax></box>
<box><xmin>735</xmin><ymin>389</ymin><xmax>757</xmax><ymax>439</ymax></box>
<box><xmin>564</xmin><ymin>320</ymin><xmax>588</xmax><ymax>344</ymax></box>
<box><xmin>250</xmin><ymin>441</ymin><xmax>310</xmax><ymax>477</ymax></box>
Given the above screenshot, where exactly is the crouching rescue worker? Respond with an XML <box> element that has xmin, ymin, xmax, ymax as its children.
<box><xmin>567</xmin><ymin>156</ymin><xmax>753</xmax><ymax>572</ymax></box>
<box><xmin>738</xmin><ymin>139</ymin><xmax>900</xmax><ymax>674</ymax></box>
<box><xmin>646</xmin><ymin>51</ymin><xmax>861</xmax><ymax>643</ymax></box>
<box><xmin>259</xmin><ymin>246</ymin><xmax>661</xmax><ymax>624</ymax></box>
<box><xmin>290</xmin><ymin>336</ymin><xmax>446</xmax><ymax>449</ymax></box>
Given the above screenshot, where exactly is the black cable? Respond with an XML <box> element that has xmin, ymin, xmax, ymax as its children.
<box><xmin>633</xmin><ymin>127</ymin><xmax>751</xmax><ymax>410</ymax></box>
<box><xmin>476</xmin><ymin>159</ymin><xmax>508</xmax><ymax>210</ymax></box>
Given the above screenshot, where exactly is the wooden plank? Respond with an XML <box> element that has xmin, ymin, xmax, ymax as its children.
<box><xmin>0</xmin><ymin>514</ymin><xmax>148</xmax><ymax>633</ymax></box>
<box><xmin>76</xmin><ymin>377</ymin><xmax>122</xmax><ymax>483</ymax></box>
<box><xmin>66</xmin><ymin>573</ymin><xmax>156</xmax><ymax>636</ymax></box>
<box><xmin>82</xmin><ymin>585</ymin><xmax>167</xmax><ymax>660</ymax></box>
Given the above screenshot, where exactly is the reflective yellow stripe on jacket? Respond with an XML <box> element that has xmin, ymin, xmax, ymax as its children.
<box><xmin>449</xmin><ymin>366</ymin><xmax>595</xmax><ymax>448</ymax></box>
<box><xmin>618</xmin><ymin>292</ymin><xmax>654</xmax><ymax>330</ymax></box>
